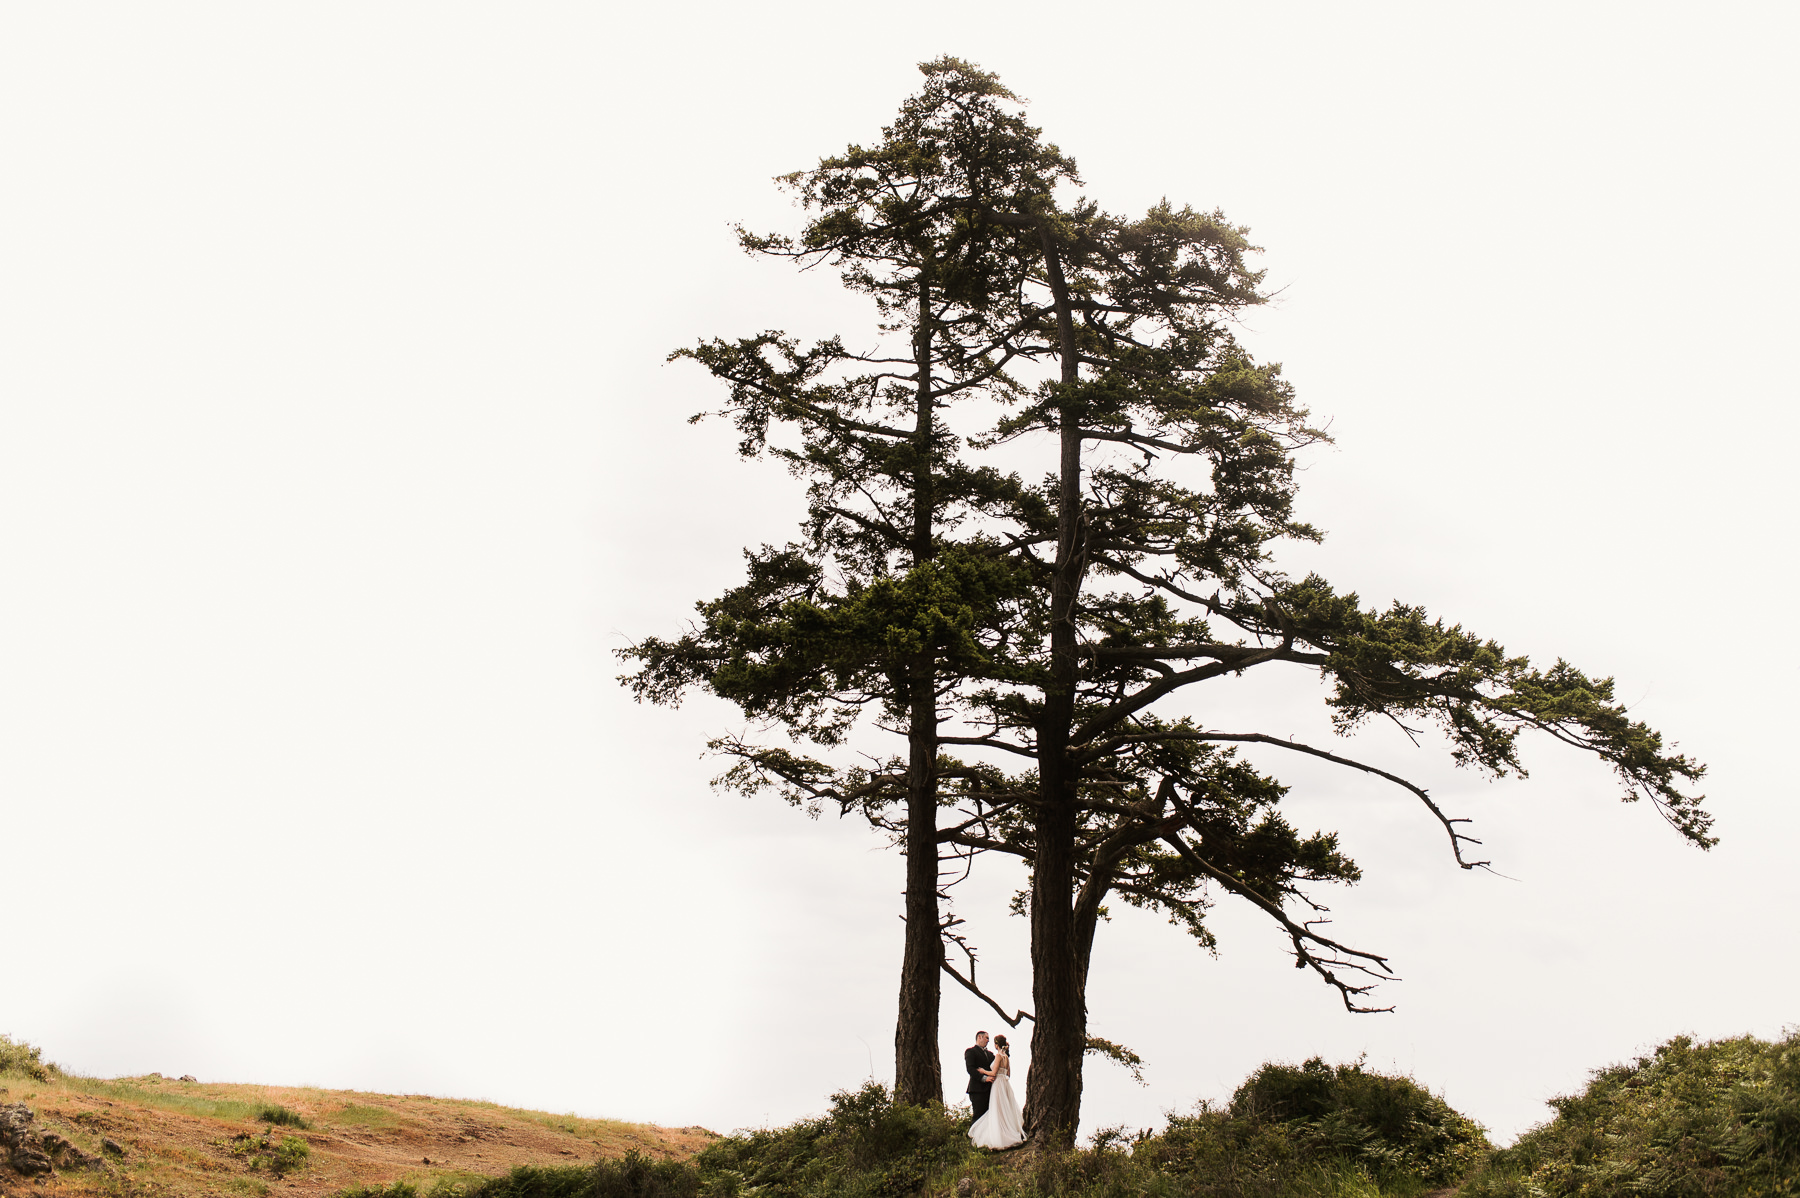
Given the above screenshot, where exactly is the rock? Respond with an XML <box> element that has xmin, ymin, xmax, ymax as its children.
<box><xmin>7</xmin><ymin>1146</ymin><xmax>52</xmax><ymax>1177</ymax></box>
<box><xmin>37</xmin><ymin>1132</ymin><xmax>107</xmax><ymax>1172</ymax></box>
<box><xmin>0</xmin><ymin>1104</ymin><xmax>34</xmax><ymax>1150</ymax></box>
<box><xmin>178</xmin><ymin>1076</ymin><xmax>197</xmax><ymax>1083</ymax></box>
<box><xmin>421</xmin><ymin>1157</ymin><xmax>431</xmax><ymax>1165</ymax></box>
<box><xmin>102</xmin><ymin>1139</ymin><xmax>126</xmax><ymax>1157</ymax></box>
<box><xmin>956</xmin><ymin>1177</ymin><xmax>974</xmax><ymax>1197</ymax></box>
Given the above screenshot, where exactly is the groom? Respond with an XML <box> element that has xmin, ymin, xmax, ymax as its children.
<box><xmin>964</xmin><ymin>1031</ymin><xmax>994</xmax><ymax>1120</ymax></box>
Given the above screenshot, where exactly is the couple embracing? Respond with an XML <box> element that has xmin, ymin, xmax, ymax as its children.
<box><xmin>963</xmin><ymin>1030</ymin><xmax>1024</xmax><ymax>1149</ymax></box>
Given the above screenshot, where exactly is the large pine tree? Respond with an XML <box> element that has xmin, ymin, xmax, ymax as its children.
<box><xmin>626</xmin><ymin>60</ymin><xmax>1711</xmax><ymax>1145</ymax></box>
<box><xmin>944</xmin><ymin>196</ymin><xmax>1712</xmax><ymax>1145</ymax></box>
<box><xmin>622</xmin><ymin>59</ymin><xmax>1071</xmax><ymax>1105</ymax></box>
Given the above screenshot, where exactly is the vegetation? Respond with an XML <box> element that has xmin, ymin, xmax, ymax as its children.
<box><xmin>461</xmin><ymin>1155</ymin><xmax>702</xmax><ymax>1198</ymax></box>
<box><xmin>623</xmin><ymin>56</ymin><xmax>1075</xmax><ymax>1107</ymax></box>
<box><xmin>228</xmin><ymin>1129</ymin><xmax>312</xmax><ymax>1177</ymax></box>
<box><xmin>14</xmin><ymin>1027</ymin><xmax>1800</xmax><ymax>1197</ymax></box>
<box><xmin>258</xmin><ymin>1103</ymin><xmax>312</xmax><ymax>1128</ymax></box>
<box><xmin>437</xmin><ymin>1068</ymin><xmax>1488</xmax><ymax>1198</ymax></box>
<box><xmin>0</xmin><ymin>1038</ymin><xmax>710</xmax><ymax>1198</ymax></box>
<box><xmin>624</xmin><ymin>55</ymin><xmax>1713</xmax><ymax>1145</ymax></box>
<box><xmin>1461</xmin><ymin>1030</ymin><xmax>1800</xmax><ymax>1198</ymax></box>
<box><xmin>0</xmin><ymin>1033</ymin><xmax>61</xmax><ymax>1081</ymax></box>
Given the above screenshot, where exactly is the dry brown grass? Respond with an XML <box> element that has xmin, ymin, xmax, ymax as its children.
<box><xmin>0</xmin><ymin>1070</ymin><xmax>716</xmax><ymax>1198</ymax></box>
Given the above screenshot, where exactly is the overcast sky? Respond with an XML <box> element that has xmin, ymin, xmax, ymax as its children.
<box><xmin>3</xmin><ymin>1</ymin><xmax>1795</xmax><ymax>1148</ymax></box>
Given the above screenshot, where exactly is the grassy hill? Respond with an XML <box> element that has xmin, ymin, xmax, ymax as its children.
<box><xmin>0</xmin><ymin>1040</ymin><xmax>714</xmax><ymax>1198</ymax></box>
<box><xmin>8</xmin><ymin>1028</ymin><xmax>1799</xmax><ymax>1198</ymax></box>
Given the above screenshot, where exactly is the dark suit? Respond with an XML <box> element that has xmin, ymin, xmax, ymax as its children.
<box><xmin>965</xmin><ymin>1044</ymin><xmax>995</xmax><ymax>1119</ymax></box>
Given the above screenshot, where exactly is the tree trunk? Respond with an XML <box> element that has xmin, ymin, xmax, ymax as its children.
<box><xmin>894</xmin><ymin>272</ymin><xmax>944</xmax><ymax>1107</ymax></box>
<box><xmin>1024</xmin><ymin>228</ymin><xmax>1087</xmax><ymax>1147</ymax></box>
<box><xmin>895</xmin><ymin>651</ymin><xmax>943</xmax><ymax>1105</ymax></box>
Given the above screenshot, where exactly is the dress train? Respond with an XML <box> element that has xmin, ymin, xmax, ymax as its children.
<box><xmin>969</xmin><ymin>1066</ymin><xmax>1024</xmax><ymax>1149</ymax></box>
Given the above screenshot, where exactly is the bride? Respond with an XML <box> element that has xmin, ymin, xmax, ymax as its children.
<box><xmin>969</xmin><ymin>1034</ymin><xmax>1024</xmax><ymax>1149</ymax></box>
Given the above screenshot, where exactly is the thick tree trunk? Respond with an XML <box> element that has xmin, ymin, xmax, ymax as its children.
<box><xmin>894</xmin><ymin>273</ymin><xmax>944</xmax><ymax>1107</ymax></box>
<box><xmin>895</xmin><ymin>653</ymin><xmax>943</xmax><ymax>1105</ymax></box>
<box><xmin>1024</xmin><ymin>230</ymin><xmax>1088</xmax><ymax>1147</ymax></box>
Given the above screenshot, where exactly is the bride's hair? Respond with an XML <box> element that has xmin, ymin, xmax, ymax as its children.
<box><xmin>994</xmin><ymin>1035</ymin><xmax>1009</xmax><ymax>1051</ymax></box>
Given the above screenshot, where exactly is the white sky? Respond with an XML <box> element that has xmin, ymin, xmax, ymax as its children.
<box><xmin>2</xmin><ymin>1</ymin><xmax>1795</xmax><ymax>1148</ymax></box>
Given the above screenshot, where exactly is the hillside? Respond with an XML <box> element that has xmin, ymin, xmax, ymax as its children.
<box><xmin>0</xmin><ymin>1057</ymin><xmax>714</xmax><ymax>1198</ymax></box>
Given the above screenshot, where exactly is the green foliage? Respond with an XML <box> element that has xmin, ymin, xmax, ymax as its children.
<box><xmin>1461</xmin><ymin>1030</ymin><xmax>1800</xmax><ymax>1198</ymax></box>
<box><xmin>259</xmin><ymin>1104</ymin><xmax>312</xmax><ymax>1128</ymax></box>
<box><xmin>335</xmin><ymin>1184</ymin><xmax>421</xmax><ymax>1198</ymax></box>
<box><xmin>676</xmin><ymin>1072</ymin><xmax>1478</xmax><ymax>1197</ymax></box>
<box><xmin>696</xmin><ymin>1082</ymin><xmax>972</xmax><ymax>1198</ymax></box>
<box><xmin>229</xmin><ymin>1130</ymin><xmax>312</xmax><ymax>1176</ymax></box>
<box><xmin>272</xmin><ymin>1135</ymin><xmax>312</xmax><ymax>1176</ymax></box>
<box><xmin>627</xmin><ymin>51</ymin><xmax>1712</xmax><ymax>1136</ymax></box>
<box><xmin>1225</xmin><ymin>1057</ymin><xmax>1488</xmax><ymax>1185</ymax></box>
<box><xmin>0</xmin><ymin>1034</ymin><xmax>59</xmax><ymax>1080</ymax></box>
<box><xmin>460</xmin><ymin>1155</ymin><xmax>701</xmax><ymax>1198</ymax></box>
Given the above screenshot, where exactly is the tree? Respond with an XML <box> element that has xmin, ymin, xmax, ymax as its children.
<box><xmin>929</xmin><ymin>197</ymin><xmax>1713</xmax><ymax>1145</ymax></box>
<box><xmin>625</xmin><ymin>60</ymin><xmax>1713</xmax><ymax>1148</ymax></box>
<box><xmin>620</xmin><ymin>58</ymin><xmax>1073</xmax><ymax>1105</ymax></box>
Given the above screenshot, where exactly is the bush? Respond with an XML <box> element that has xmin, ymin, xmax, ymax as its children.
<box><xmin>460</xmin><ymin>1156</ymin><xmax>701</xmax><ymax>1198</ymax></box>
<box><xmin>689</xmin><ymin>1071</ymin><xmax>1482</xmax><ymax>1197</ymax></box>
<box><xmin>271</xmin><ymin>1135</ymin><xmax>312</xmax><ymax>1176</ymax></box>
<box><xmin>380</xmin><ymin>1066</ymin><xmax>1489</xmax><ymax>1198</ymax></box>
<box><xmin>259</xmin><ymin>1105</ymin><xmax>312</xmax><ymax>1129</ymax></box>
<box><xmin>696</xmin><ymin>1081</ymin><xmax>974</xmax><ymax>1198</ymax></box>
<box><xmin>0</xmin><ymin>1035</ymin><xmax>58</xmax><ymax>1081</ymax></box>
<box><xmin>1224</xmin><ymin>1056</ymin><xmax>1489</xmax><ymax>1185</ymax></box>
<box><xmin>335</xmin><ymin>1185</ymin><xmax>420</xmax><ymax>1198</ymax></box>
<box><xmin>1461</xmin><ymin>1030</ymin><xmax>1800</xmax><ymax>1198</ymax></box>
<box><xmin>229</xmin><ymin>1130</ymin><xmax>312</xmax><ymax>1176</ymax></box>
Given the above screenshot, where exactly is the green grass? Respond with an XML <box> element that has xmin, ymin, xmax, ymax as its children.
<box><xmin>54</xmin><ymin>1075</ymin><xmax>278</xmax><ymax>1123</ymax></box>
<box><xmin>258</xmin><ymin>1104</ymin><xmax>312</xmax><ymax>1129</ymax></box>
<box><xmin>332</xmin><ymin>1103</ymin><xmax>409</xmax><ymax>1128</ymax></box>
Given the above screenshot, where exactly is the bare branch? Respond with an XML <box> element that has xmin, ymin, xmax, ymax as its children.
<box><xmin>1158</xmin><ymin>795</ymin><xmax>1396</xmax><ymax>1014</ymax></box>
<box><xmin>1176</xmin><ymin>730</ymin><xmax>1492</xmax><ymax>871</ymax></box>
<box><xmin>938</xmin><ymin>917</ymin><xmax>1034</xmax><ymax>1028</ymax></box>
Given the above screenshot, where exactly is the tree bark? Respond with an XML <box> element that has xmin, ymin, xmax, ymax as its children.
<box><xmin>894</xmin><ymin>653</ymin><xmax>942</xmax><ymax>1104</ymax></box>
<box><xmin>894</xmin><ymin>272</ymin><xmax>944</xmax><ymax>1106</ymax></box>
<box><xmin>1024</xmin><ymin>227</ymin><xmax>1087</xmax><ymax>1147</ymax></box>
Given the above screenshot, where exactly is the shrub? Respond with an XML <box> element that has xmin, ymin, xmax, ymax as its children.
<box><xmin>1461</xmin><ymin>1030</ymin><xmax>1800</xmax><ymax>1198</ymax></box>
<box><xmin>1225</xmin><ymin>1056</ymin><xmax>1489</xmax><ymax>1185</ymax></box>
<box><xmin>259</xmin><ymin>1105</ymin><xmax>312</xmax><ymax>1129</ymax></box>
<box><xmin>460</xmin><ymin>1156</ymin><xmax>700</xmax><ymax>1198</ymax></box>
<box><xmin>0</xmin><ymin>1035</ymin><xmax>58</xmax><ymax>1081</ymax></box>
<box><xmin>271</xmin><ymin>1135</ymin><xmax>312</xmax><ymax>1176</ymax></box>
<box><xmin>229</xmin><ymin>1131</ymin><xmax>312</xmax><ymax>1176</ymax></box>
<box><xmin>335</xmin><ymin>1185</ymin><xmax>419</xmax><ymax>1198</ymax></box>
<box><xmin>696</xmin><ymin>1081</ymin><xmax>974</xmax><ymax>1198</ymax></box>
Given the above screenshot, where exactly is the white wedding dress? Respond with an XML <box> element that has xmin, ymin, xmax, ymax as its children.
<box><xmin>969</xmin><ymin>1053</ymin><xmax>1024</xmax><ymax>1149</ymax></box>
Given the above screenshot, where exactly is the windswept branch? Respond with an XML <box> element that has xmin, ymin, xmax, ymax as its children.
<box><xmin>1138</xmin><ymin>730</ymin><xmax>1492</xmax><ymax>871</ymax></box>
<box><xmin>1159</xmin><ymin>795</ymin><xmax>1396</xmax><ymax>1014</ymax></box>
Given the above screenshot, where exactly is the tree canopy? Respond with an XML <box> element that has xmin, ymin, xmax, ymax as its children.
<box><xmin>623</xmin><ymin>57</ymin><xmax>1710</xmax><ymax>1148</ymax></box>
